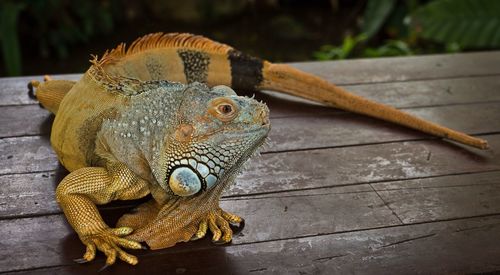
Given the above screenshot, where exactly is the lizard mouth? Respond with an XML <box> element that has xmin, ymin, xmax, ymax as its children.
<box><xmin>226</xmin><ymin>123</ymin><xmax>270</xmax><ymax>140</ymax></box>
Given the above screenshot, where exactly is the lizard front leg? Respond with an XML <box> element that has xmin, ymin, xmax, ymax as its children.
<box><xmin>56</xmin><ymin>162</ymin><xmax>150</xmax><ymax>266</ymax></box>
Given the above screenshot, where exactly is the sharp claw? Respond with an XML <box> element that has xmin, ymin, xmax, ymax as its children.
<box><xmin>140</xmin><ymin>242</ymin><xmax>150</xmax><ymax>250</ymax></box>
<box><xmin>73</xmin><ymin>258</ymin><xmax>88</xmax><ymax>264</ymax></box>
<box><xmin>232</xmin><ymin>218</ymin><xmax>245</xmax><ymax>234</ymax></box>
<box><xmin>191</xmin><ymin>235</ymin><xmax>201</xmax><ymax>241</ymax></box>
<box><xmin>98</xmin><ymin>264</ymin><xmax>110</xmax><ymax>273</ymax></box>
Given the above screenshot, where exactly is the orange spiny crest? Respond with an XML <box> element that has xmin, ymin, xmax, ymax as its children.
<box><xmin>95</xmin><ymin>32</ymin><xmax>234</xmax><ymax>66</ymax></box>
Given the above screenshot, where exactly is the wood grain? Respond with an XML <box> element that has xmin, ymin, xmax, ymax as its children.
<box><xmin>0</xmin><ymin>74</ymin><xmax>81</xmax><ymax>106</ymax></box>
<box><xmin>0</xmin><ymin>185</ymin><xmax>399</xmax><ymax>272</ymax></box>
<box><xmin>0</xmin><ymin>136</ymin><xmax>58</xmax><ymax>175</ymax></box>
<box><xmin>372</xmin><ymin>171</ymin><xmax>500</xmax><ymax>223</ymax></box>
<box><xmin>5</xmin><ymin>214</ymin><xmax>500</xmax><ymax>274</ymax></box>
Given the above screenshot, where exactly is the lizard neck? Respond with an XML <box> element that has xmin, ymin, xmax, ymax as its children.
<box><xmin>98</xmin><ymin>84</ymin><xmax>184</xmax><ymax>184</ymax></box>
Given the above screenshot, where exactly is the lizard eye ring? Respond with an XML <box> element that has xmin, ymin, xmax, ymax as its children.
<box><xmin>209</xmin><ymin>97</ymin><xmax>238</xmax><ymax>122</ymax></box>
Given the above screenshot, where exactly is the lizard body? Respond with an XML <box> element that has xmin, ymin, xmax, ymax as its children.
<box><xmin>31</xmin><ymin>32</ymin><xmax>487</xmax><ymax>267</ymax></box>
<box><xmin>37</xmin><ymin>33</ymin><xmax>488</xmax><ymax>149</ymax></box>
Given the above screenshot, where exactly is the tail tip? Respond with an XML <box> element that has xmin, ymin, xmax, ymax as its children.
<box><xmin>479</xmin><ymin>140</ymin><xmax>489</xmax><ymax>150</ymax></box>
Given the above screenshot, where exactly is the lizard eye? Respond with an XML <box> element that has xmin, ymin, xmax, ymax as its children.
<box><xmin>209</xmin><ymin>98</ymin><xmax>238</xmax><ymax>122</ymax></box>
<box><xmin>218</xmin><ymin>104</ymin><xmax>233</xmax><ymax>115</ymax></box>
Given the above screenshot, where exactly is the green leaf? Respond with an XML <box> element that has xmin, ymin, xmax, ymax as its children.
<box><xmin>362</xmin><ymin>0</ymin><xmax>397</xmax><ymax>39</ymax></box>
<box><xmin>410</xmin><ymin>0</ymin><xmax>500</xmax><ymax>48</ymax></box>
<box><xmin>363</xmin><ymin>40</ymin><xmax>413</xmax><ymax>58</ymax></box>
<box><xmin>313</xmin><ymin>34</ymin><xmax>367</xmax><ymax>61</ymax></box>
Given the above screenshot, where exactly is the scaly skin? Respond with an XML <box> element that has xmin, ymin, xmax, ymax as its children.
<box><xmin>34</xmin><ymin>54</ymin><xmax>270</xmax><ymax>267</ymax></box>
<box><xmin>32</xmin><ymin>32</ymin><xmax>488</xmax><ymax>268</ymax></box>
<box><xmin>56</xmin><ymin>162</ymin><xmax>149</xmax><ymax>265</ymax></box>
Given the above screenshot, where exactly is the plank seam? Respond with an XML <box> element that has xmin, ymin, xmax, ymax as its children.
<box><xmin>372</xmin><ymin>181</ymin><xmax>500</xmax><ymax>192</ymax></box>
<box><xmin>261</xmin><ymin>132</ymin><xmax>500</xmax><ymax>155</ymax></box>
<box><xmin>325</xmin><ymin>72</ymin><xmax>500</xmax><ymax>86</ymax></box>
<box><xmin>223</xmin><ymin>169</ymin><xmax>500</xmax><ymax>199</ymax></box>
<box><xmin>269</xmin><ymin>99</ymin><xmax>500</xmax><ymax>120</ymax></box>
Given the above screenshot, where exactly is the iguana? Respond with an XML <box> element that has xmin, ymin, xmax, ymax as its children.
<box><xmin>31</xmin><ymin>32</ymin><xmax>488</xmax><ymax>268</ymax></box>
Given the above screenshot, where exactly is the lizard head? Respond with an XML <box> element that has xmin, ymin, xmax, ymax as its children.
<box><xmin>159</xmin><ymin>83</ymin><xmax>270</xmax><ymax>197</ymax></box>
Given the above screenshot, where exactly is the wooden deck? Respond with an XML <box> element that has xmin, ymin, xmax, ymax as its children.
<box><xmin>1</xmin><ymin>52</ymin><xmax>500</xmax><ymax>274</ymax></box>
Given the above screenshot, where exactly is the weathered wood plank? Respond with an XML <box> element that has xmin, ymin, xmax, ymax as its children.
<box><xmin>0</xmin><ymin>171</ymin><xmax>63</xmax><ymax>218</ymax></box>
<box><xmin>2</xmin><ymin>135</ymin><xmax>499</xmax><ymax>219</ymax></box>
<box><xmin>338</xmin><ymin>75</ymin><xmax>500</xmax><ymax>109</ymax></box>
<box><xmin>290</xmin><ymin>51</ymin><xmax>500</xmax><ymax>85</ymax></box>
<box><xmin>268</xmin><ymin>101</ymin><xmax>500</xmax><ymax>152</ymax></box>
<box><xmin>0</xmin><ymin>136</ymin><xmax>59</xmax><ymax>175</ymax></box>
<box><xmin>0</xmin><ymin>74</ymin><xmax>81</xmax><ymax>106</ymax></box>
<box><xmin>0</xmin><ymin>185</ymin><xmax>399</xmax><ymax>272</ymax></box>
<box><xmin>6</xmin><ymin>215</ymin><xmax>500</xmax><ymax>274</ymax></box>
<box><xmin>0</xmin><ymin>105</ymin><xmax>54</xmax><ymax>138</ymax></box>
<box><xmin>234</xmin><ymin>134</ymin><xmax>500</xmax><ymax>195</ymax></box>
<box><xmin>372</xmin><ymin>171</ymin><xmax>500</xmax><ymax>224</ymax></box>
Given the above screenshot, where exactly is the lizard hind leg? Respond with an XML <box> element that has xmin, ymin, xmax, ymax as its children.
<box><xmin>29</xmin><ymin>76</ymin><xmax>76</xmax><ymax>114</ymax></box>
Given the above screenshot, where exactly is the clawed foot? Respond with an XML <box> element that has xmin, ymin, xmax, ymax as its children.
<box><xmin>191</xmin><ymin>208</ymin><xmax>244</xmax><ymax>244</ymax></box>
<box><xmin>74</xmin><ymin>227</ymin><xmax>145</xmax><ymax>267</ymax></box>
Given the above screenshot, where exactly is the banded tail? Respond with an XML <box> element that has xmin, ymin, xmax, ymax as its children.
<box><xmin>259</xmin><ymin>63</ymin><xmax>489</xmax><ymax>149</ymax></box>
<box><xmin>38</xmin><ymin>32</ymin><xmax>489</xmax><ymax>149</ymax></box>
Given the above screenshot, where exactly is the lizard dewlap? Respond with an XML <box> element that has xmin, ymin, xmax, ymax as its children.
<box><xmin>32</xmin><ymin>32</ymin><xmax>487</xmax><ymax>268</ymax></box>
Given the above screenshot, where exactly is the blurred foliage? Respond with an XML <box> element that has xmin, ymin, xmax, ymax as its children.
<box><xmin>1</xmin><ymin>0</ymin><xmax>344</xmax><ymax>76</ymax></box>
<box><xmin>144</xmin><ymin>0</ymin><xmax>248</xmax><ymax>23</ymax></box>
<box><xmin>411</xmin><ymin>0</ymin><xmax>500</xmax><ymax>48</ymax></box>
<box><xmin>3</xmin><ymin>0</ymin><xmax>498</xmax><ymax>76</ymax></box>
<box><xmin>0</xmin><ymin>0</ymin><xmax>264</xmax><ymax>76</ymax></box>
<box><xmin>0</xmin><ymin>0</ymin><xmax>115</xmax><ymax>76</ymax></box>
<box><xmin>0</xmin><ymin>2</ymin><xmax>25</xmax><ymax>76</ymax></box>
<box><xmin>361</xmin><ymin>0</ymin><xmax>397</xmax><ymax>40</ymax></box>
<box><xmin>363</xmin><ymin>39</ymin><xmax>413</xmax><ymax>57</ymax></box>
<box><xmin>314</xmin><ymin>34</ymin><xmax>367</xmax><ymax>60</ymax></box>
<box><xmin>315</xmin><ymin>0</ymin><xmax>500</xmax><ymax>60</ymax></box>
